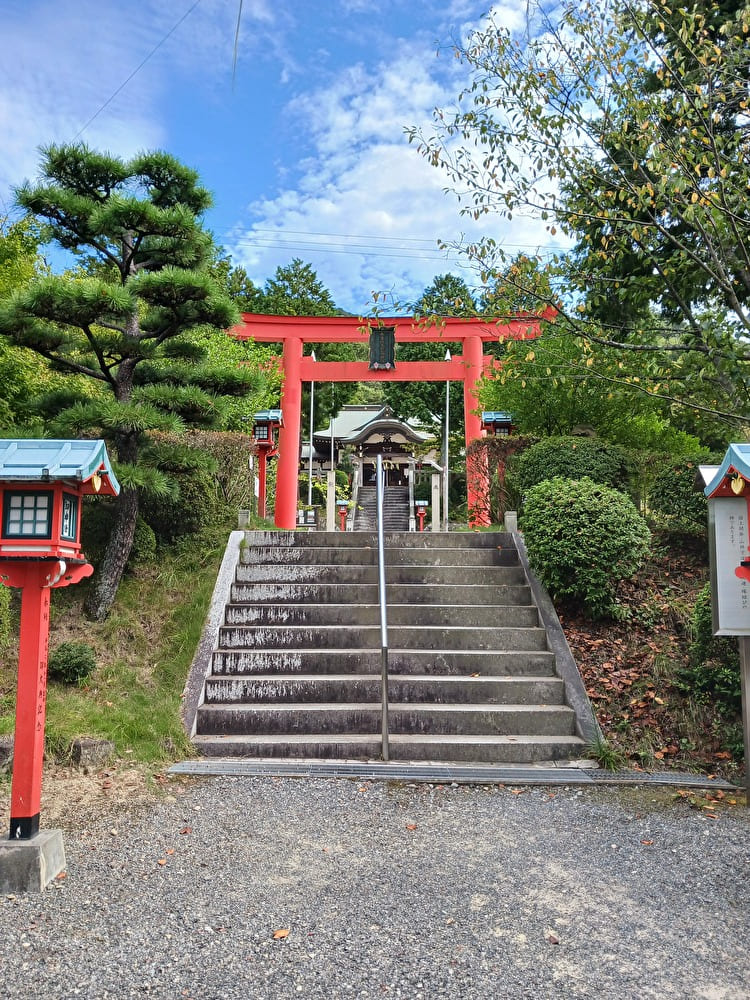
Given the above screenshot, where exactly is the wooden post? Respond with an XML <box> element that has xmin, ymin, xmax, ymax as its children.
<box><xmin>257</xmin><ymin>450</ymin><xmax>268</xmax><ymax>520</ymax></box>
<box><xmin>275</xmin><ymin>336</ymin><xmax>303</xmax><ymax>529</ymax></box>
<box><xmin>463</xmin><ymin>335</ymin><xmax>489</xmax><ymax>526</ymax></box>
<box><xmin>9</xmin><ymin>566</ymin><xmax>51</xmax><ymax>839</ymax></box>
<box><xmin>739</xmin><ymin>637</ymin><xmax>750</xmax><ymax>806</ymax></box>
<box><xmin>1</xmin><ymin>559</ymin><xmax>92</xmax><ymax>838</ymax></box>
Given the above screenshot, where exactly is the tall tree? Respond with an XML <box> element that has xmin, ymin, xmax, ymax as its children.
<box><xmin>0</xmin><ymin>217</ymin><xmax>49</xmax><ymax>431</ymax></box>
<box><xmin>254</xmin><ymin>258</ymin><xmax>359</xmax><ymax>436</ymax></box>
<box><xmin>257</xmin><ymin>258</ymin><xmax>340</xmax><ymax>317</ymax></box>
<box><xmin>408</xmin><ymin>0</ymin><xmax>750</xmax><ymax>428</ymax></box>
<box><xmin>0</xmin><ymin>144</ymin><xmax>264</xmax><ymax>619</ymax></box>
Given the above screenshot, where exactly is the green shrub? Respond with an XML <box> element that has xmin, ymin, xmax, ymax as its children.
<box><xmin>647</xmin><ymin>456</ymin><xmax>710</xmax><ymax>535</ymax></box>
<box><xmin>678</xmin><ymin>582</ymin><xmax>741</xmax><ymax>713</ymax></box>
<box><xmin>81</xmin><ymin>503</ymin><xmax>156</xmax><ymax>568</ymax></box>
<box><xmin>515</xmin><ymin>436</ymin><xmax>633</xmax><ymax>494</ymax></box>
<box><xmin>129</xmin><ymin>516</ymin><xmax>157</xmax><ymax>565</ymax></box>
<box><xmin>521</xmin><ymin>476</ymin><xmax>651</xmax><ymax>618</ymax></box>
<box><xmin>180</xmin><ymin>431</ymin><xmax>255</xmax><ymax>511</ymax></box>
<box><xmin>140</xmin><ymin>468</ymin><xmax>227</xmax><ymax>542</ymax></box>
<box><xmin>0</xmin><ymin>585</ymin><xmax>12</xmax><ymax>655</ymax></box>
<box><xmin>48</xmin><ymin>642</ymin><xmax>97</xmax><ymax>686</ymax></box>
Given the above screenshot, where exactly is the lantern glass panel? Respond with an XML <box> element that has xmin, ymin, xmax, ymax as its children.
<box><xmin>61</xmin><ymin>493</ymin><xmax>79</xmax><ymax>541</ymax></box>
<box><xmin>254</xmin><ymin>424</ymin><xmax>269</xmax><ymax>441</ymax></box>
<box><xmin>3</xmin><ymin>490</ymin><xmax>53</xmax><ymax>538</ymax></box>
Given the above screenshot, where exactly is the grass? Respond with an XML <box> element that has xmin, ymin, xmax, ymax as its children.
<box><xmin>585</xmin><ymin>736</ymin><xmax>627</xmax><ymax>772</ymax></box>
<box><xmin>0</xmin><ymin>530</ymin><xmax>227</xmax><ymax>765</ymax></box>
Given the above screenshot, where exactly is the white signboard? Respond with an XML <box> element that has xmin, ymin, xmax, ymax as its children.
<box><xmin>708</xmin><ymin>497</ymin><xmax>750</xmax><ymax>635</ymax></box>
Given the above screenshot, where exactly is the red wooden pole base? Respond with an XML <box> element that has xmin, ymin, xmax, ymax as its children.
<box><xmin>10</xmin><ymin>575</ymin><xmax>49</xmax><ymax>839</ymax></box>
<box><xmin>1</xmin><ymin>559</ymin><xmax>93</xmax><ymax>840</ymax></box>
<box><xmin>258</xmin><ymin>451</ymin><xmax>268</xmax><ymax>520</ymax></box>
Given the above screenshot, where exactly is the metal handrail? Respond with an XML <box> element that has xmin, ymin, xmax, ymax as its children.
<box><xmin>375</xmin><ymin>454</ymin><xmax>390</xmax><ymax>761</ymax></box>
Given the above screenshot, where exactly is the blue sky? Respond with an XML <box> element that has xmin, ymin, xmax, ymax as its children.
<box><xmin>1</xmin><ymin>0</ymin><xmax>556</xmax><ymax>314</ymax></box>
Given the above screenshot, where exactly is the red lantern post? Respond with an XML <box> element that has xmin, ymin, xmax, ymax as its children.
<box><xmin>0</xmin><ymin>440</ymin><xmax>119</xmax><ymax>891</ymax></box>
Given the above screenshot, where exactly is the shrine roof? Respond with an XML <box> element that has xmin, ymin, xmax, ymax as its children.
<box><xmin>703</xmin><ymin>444</ymin><xmax>750</xmax><ymax>498</ymax></box>
<box><xmin>314</xmin><ymin>405</ymin><xmax>432</xmax><ymax>446</ymax></box>
<box><xmin>0</xmin><ymin>439</ymin><xmax>120</xmax><ymax>495</ymax></box>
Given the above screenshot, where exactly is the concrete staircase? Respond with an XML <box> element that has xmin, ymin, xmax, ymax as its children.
<box><xmin>191</xmin><ymin>531</ymin><xmax>594</xmax><ymax>764</ymax></box>
<box><xmin>353</xmin><ymin>486</ymin><xmax>409</xmax><ymax>531</ymax></box>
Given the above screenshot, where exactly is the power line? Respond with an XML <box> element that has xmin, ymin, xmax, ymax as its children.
<box><xmin>222</xmin><ymin>231</ymin><xmax>562</xmax><ymax>262</ymax></box>
<box><xmin>73</xmin><ymin>1</ymin><xmax>203</xmax><ymax>140</ymax></box>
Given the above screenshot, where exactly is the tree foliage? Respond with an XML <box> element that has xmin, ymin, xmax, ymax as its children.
<box><xmin>0</xmin><ymin>216</ymin><xmax>56</xmax><ymax>432</ymax></box>
<box><xmin>408</xmin><ymin>0</ymin><xmax>750</xmax><ymax>427</ymax></box>
<box><xmin>382</xmin><ymin>274</ymin><xmax>475</xmax><ymax>431</ymax></box>
<box><xmin>247</xmin><ymin>258</ymin><xmax>360</xmax><ymax>436</ymax></box>
<box><xmin>0</xmin><ymin>144</ymin><xmax>266</xmax><ymax>619</ymax></box>
<box><xmin>480</xmin><ymin>328</ymin><xmax>712</xmax><ymax>450</ymax></box>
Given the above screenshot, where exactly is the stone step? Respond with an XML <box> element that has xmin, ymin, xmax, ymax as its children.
<box><xmin>210</xmin><ymin>648</ymin><xmax>558</xmax><ymax>677</ymax></box>
<box><xmin>241</xmin><ymin>546</ymin><xmax>515</xmax><ymax>567</ymax></box>
<box><xmin>192</xmin><ymin>732</ymin><xmax>586</xmax><ymax>763</ymax></box>
<box><xmin>245</xmin><ymin>530</ymin><xmax>514</xmax><ymax>549</ymax></box>
<box><xmin>224</xmin><ymin>603</ymin><xmax>540</xmax><ymax>628</ymax></box>
<box><xmin>196</xmin><ymin>702</ymin><xmax>577</xmax><ymax>737</ymax></box>
<box><xmin>192</xmin><ymin>528</ymin><xmax>592</xmax><ymax>767</ymax></box>
<box><xmin>230</xmin><ymin>582</ymin><xmax>532</xmax><ymax>605</ymax></box>
<box><xmin>235</xmin><ymin>563</ymin><xmax>527</xmax><ymax>586</ymax></box>
<box><xmin>203</xmin><ymin>673</ymin><xmax>565</xmax><ymax>705</ymax></box>
<box><xmin>217</xmin><ymin>624</ymin><xmax>550</xmax><ymax>652</ymax></box>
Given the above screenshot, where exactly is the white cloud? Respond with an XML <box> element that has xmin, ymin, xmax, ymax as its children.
<box><xmin>0</xmin><ymin>0</ymin><xmax>281</xmax><ymax>203</ymax></box>
<box><xmin>0</xmin><ymin>0</ymin><xmax>561</xmax><ymax>315</ymax></box>
<box><xmin>225</xmin><ymin>34</ymin><xmax>555</xmax><ymax>313</ymax></box>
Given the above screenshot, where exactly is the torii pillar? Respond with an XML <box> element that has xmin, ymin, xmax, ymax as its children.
<box><xmin>276</xmin><ymin>335</ymin><xmax>303</xmax><ymax>530</ymax></box>
<box><xmin>462</xmin><ymin>333</ymin><xmax>486</xmax><ymax>523</ymax></box>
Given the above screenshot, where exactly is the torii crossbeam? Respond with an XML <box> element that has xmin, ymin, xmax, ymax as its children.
<box><xmin>230</xmin><ymin>312</ymin><xmax>553</xmax><ymax>528</ymax></box>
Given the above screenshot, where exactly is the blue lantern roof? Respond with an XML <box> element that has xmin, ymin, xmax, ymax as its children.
<box><xmin>703</xmin><ymin>443</ymin><xmax>750</xmax><ymax>498</ymax></box>
<box><xmin>0</xmin><ymin>439</ymin><xmax>120</xmax><ymax>495</ymax></box>
<box><xmin>481</xmin><ymin>411</ymin><xmax>513</xmax><ymax>423</ymax></box>
<box><xmin>253</xmin><ymin>409</ymin><xmax>283</xmax><ymax>425</ymax></box>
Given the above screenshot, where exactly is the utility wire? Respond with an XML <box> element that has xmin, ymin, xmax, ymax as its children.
<box><xmin>232</xmin><ymin>0</ymin><xmax>243</xmax><ymax>91</ymax></box>
<box><xmin>73</xmin><ymin>0</ymin><xmax>203</xmax><ymax>140</ymax></box>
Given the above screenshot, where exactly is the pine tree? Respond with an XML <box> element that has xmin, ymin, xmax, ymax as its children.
<box><xmin>0</xmin><ymin>144</ymin><xmax>263</xmax><ymax>619</ymax></box>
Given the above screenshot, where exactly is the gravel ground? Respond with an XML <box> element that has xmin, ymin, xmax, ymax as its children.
<box><xmin>1</xmin><ymin>776</ymin><xmax>748</xmax><ymax>1000</ymax></box>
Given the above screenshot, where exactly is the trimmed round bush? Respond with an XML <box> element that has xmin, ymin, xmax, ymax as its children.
<box><xmin>515</xmin><ymin>436</ymin><xmax>632</xmax><ymax>494</ymax></box>
<box><xmin>48</xmin><ymin>641</ymin><xmax>97</xmax><ymax>686</ymax></box>
<box><xmin>521</xmin><ymin>476</ymin><xmax>651</xmax><ymax>618</ymax></box>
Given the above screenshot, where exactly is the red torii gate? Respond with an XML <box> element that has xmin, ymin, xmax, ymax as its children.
<box><xmin>230</xmin><ymin>312</ymin><xmax>552</xmax><ymax>529</ymax></box>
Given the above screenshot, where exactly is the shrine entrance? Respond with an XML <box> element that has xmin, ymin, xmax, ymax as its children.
<box><xmin>230</xmin><ymin>312</ymin><xmax>552</xmax><ymax>529</ymax></box>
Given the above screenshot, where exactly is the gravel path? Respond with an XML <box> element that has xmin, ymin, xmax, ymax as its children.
<box><xmin>1</xmin><ymin>776</ymin><xmax>748</xmax><ymax>1000</ymax></box>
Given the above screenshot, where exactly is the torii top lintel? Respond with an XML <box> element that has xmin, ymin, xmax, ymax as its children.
<box><xmin>230</xmin><ymin>310</ymin><xmax>554</xmax><ymax>345</ymax></box>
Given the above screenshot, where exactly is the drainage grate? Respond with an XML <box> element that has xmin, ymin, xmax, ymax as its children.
<box><xmin>168</xmin><ymin>758</ymin><xmax>737</xmax><ymax>790</ymax></box>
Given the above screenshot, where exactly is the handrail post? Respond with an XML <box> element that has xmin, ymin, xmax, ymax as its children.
<box><xmin>376</xmin><ymin>454</ymin><xmax>390</xmax><ymax>761</ymax></box>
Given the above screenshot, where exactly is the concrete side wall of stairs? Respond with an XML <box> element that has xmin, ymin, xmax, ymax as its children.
<box><xmin>183</xmin><ymin>530</ymin><xmax>599</xmax><ymax>764</ymax></box>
